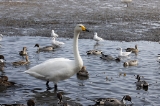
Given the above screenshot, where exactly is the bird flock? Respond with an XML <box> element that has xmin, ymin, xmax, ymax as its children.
<box><xmin>0</xmin><ymin>24</ymin><xmax>153</xmax><ymax>106</ymax></box>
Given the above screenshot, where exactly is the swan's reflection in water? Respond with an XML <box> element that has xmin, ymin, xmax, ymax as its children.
<box><xmin>30</xmin><ymin>88</ymin><xmax>83</xmax><ymax>106</ymax></box>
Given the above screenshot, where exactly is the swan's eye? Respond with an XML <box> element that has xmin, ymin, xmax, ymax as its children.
<box><xmin>79</xmin><ymin>26</ymin><xmax>81</xmax><ymax>27</ymax></box>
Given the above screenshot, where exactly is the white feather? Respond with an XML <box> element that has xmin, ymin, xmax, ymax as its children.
<box><xmin>117</xmin><ymin>47</ymin><xmax>132</xmax><ymax>57</ymax></box>
<box><xmin>51</xmin><ymin>30</ymin><xmax>58</xmax><ymax>38</ymax></box>
<box><xmin>93</xmin><ymin>32</ymin><xmax>103</xmax><ymax>42</ymax></box>
<box><xmin>52</xmin><ymin>37</ymin><xmax>64</xmax><ymax>46</ymax></box>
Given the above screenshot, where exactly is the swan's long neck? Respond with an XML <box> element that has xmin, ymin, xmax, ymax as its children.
<box><xmin>73</xmin><ymin>30</ymin><xmax>83</xmax><ymax>70</ymax></box>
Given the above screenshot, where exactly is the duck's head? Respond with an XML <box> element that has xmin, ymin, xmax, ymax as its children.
<box><xmin>34</xmin><ymin>44</ymin><xmax>39</xmax><ymax>47</ymax></box>
<box><xmin>23</xmin><ymin>47</ymin><xmax>27</xmax><ymax>50</ymax></box>
<box><xmin>81</xmin><ymin>66</ymin><xmax>86</xmax><ymax>71</ymax></box>
<box><xmin>1</xmin><ymin>76</ymin><xmax>8</xmax><ymax>81</ymax></box>
<box><xmin>0</xmin><ymin>55</ymin><xmax>5</xmax><ymax>61</ymax></box>
<box><xmin>75</xmin><ymin>24</ymin><xmax>89</xmax><ymax>32</ymax></box>
<box><xmin>116</xmin><ymin>48</ymin><xmax>122</xmax><ymax>51</ymax></box>
<box><xmin>135</xmin><ymin>44</ymin><xmax>138</xmax><ymax>49</ymax></box>
<box><xmin>27</xmin><ymin>99</ymin><xmax>35</xmax><ymax>106</ymax></box>
<box><xmin>123</xmin><ymin>62</ymin><xmax>129</xmax><ymax>67</ymax></box>
<box><xmin>123</xmin><ymin>95</ymin><xmax>132</xmax><ymax>103</ymax></box>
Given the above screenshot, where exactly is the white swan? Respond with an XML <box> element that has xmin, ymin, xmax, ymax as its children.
<box><xmin>51</xmin><ymin>30</ymin><xmax>58</xmax><ymax>38</ymax></box>
<box><xmin>93</xmin><ymin>32</ymin><xmax>103</xmax><ymax>43</ymax></box>
<box><xmin>117</xmin><ymin>47</ymin><xmax>132</xmax><ymax>57</ymax></box>
<box><xmin>52</xmin><ymin>37</ymin><xmax>65</xmax><ymax>47</ymax></box>
<box><xmin>25</xmin><ymin>24</ymin><xmax>89</xmax><ymax>90</ymax></box>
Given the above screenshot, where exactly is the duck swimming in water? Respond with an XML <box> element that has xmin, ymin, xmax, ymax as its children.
<box><xmin>12</xmin><ymin>55</ymin><xmax>30</xmax><ymax>66</ymax></box>
<box><xmin>126</xmin><ymin>45</ymin><xmax>139</xmax><ymax>53</ymax></box>
<box><xmin>100</xmin><ymin>53</ymin><xmax>121</xmax><ymax>62</ymax></box>
<box><xmin>19</xmin><ymin>47</ymin><xmax>27</xmax><ymax>56</ymax></box>
<box><xmin>86</xmin><ymin>50</ymin><xmax>102</xmax><ymax>55</ymax></box>
<box><xmin>34</xmin><ymin>44</ymin><xmax>54</xmax><ymax>52</ymax></box>
<box><xmin>123</xmin><ymin>60</ymin><xmax>138</xmax><ymax>67</ymax></box>
<box><xmin>96</xmin><ymin>95</ymin><xmax>132</xmax><ymax>105</ymax></box>
<box><xmin>135</xmin><ymin>75</ymin><xmax>149</xmax><ymax>87</ymax></box>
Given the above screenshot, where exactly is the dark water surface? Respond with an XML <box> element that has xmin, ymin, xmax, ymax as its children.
<box><xmin>0</xmin><ymin>0</ymin><xmax>160</xmax><ymax>41</ymax></box>
<box><xmin>0</xmin><ymin>36</ymin><xmax>160</xmax><ymax>106</ymax></box>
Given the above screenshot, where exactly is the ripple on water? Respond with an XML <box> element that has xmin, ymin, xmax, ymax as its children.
<box><xmin>0</xmin><ymin>36</ymin><xmax>160</xmax><ymax>105</ymax></box>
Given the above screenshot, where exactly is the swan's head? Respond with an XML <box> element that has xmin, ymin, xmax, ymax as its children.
<box><xmin>34</xmin><ymin>44</ymin><xmax>39</xmax><ymax>47</ymax></box>
<box><xmin>75</xmin><ymin>24</ymin><xmax>89</xmax><ymax>32</ymax></box>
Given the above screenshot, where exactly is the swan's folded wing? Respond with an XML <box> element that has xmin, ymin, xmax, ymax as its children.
<box><xmin>24</xmin><ymin>58</ymin><xmax>75</xmax><ymax>80</ymax></box>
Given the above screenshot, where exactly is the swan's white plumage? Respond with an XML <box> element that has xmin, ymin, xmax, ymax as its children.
<box><xmin>93</xmin><ymin>32</ymin><xmax>103</xmax><ymax>42</ymax></box>
<box><xmin>25</xmin><ymin>24</ymin><xmax>88</xmax><ymax>87</ymax></box>
<box><xmin>51</xmin><ymin>30</ymin><xmax>58</xmax><ymax>38</ymax></box>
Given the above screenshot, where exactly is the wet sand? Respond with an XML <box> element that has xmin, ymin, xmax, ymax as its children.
<box><xmin>0</xmin><ymin>0</ymin><xmax>160</xmax><ymax>41</ymax></box>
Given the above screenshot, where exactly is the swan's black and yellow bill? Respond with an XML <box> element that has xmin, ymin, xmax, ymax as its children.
<box><xmin>81</xmin><ymin>26</ymin><xmax>89</xmax><ymax>32</ymax></box>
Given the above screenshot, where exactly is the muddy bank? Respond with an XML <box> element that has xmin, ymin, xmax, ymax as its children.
<box><xmin>0</xmin><ymin>0</ymin><xmax>160</xmax><ymax>41</ymax></box>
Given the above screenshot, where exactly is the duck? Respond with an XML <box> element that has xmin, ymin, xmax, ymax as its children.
<box><xmin>77</xmin><ymin>66</ymin><xmax>89</xmax><ymax>77</ymax></box>
<box><xmin>25</xmin><ymin>24</ymin><xmax>89</xmax><ymax>90</ymax></box>
<box><xmin>121</xmin><ymin>0</ymin><xmax>132</xmax><ymax>7</ymax></box>
<box><xmin>96</xmin><ymin>95</ymin><xmax>132</xmax><ymax>105</ymax></box>
<box><xmin>86</xmin><ymin>50</ymin><xmax>102</xmax><ymax>55</ymax></box>
<box><xmin>100</xmin><ymin>53</ymin><xmax>121</xmax><ymax>62</ymax></box>
<box><xmin>52</xmin><ymin>37</ymin><xmax>65</xmax><ymax>47</ymax></box>
<box><xmin>0</xmin><ymin>55</ymin><xmax>6</xmax><ymax>65</ymax></box>
<box><xmin>34</xmin><ymin>43</ymin><xmax>54</xmax><ymax>52</ymax></box>
<box><xmin>51</xmin><ymin>30</ymin><xmax>58</xmax><ymax>38</ymax></box>
<box><xmin>12</xmin><ymin>55</ymin><xmax>30</xmax><ymax>66</ymax></box>
<box><xmin>0</xmin><ymin>76</ymin><xmax>15</xmax><ymax>87</ymax></box>
<box><xmin>57</xmin><ymin>92</ymin><xmax>63</xmax><ymax>103</ymax></box>
<box><xmin>123</xmin><ymin>60</ymin><xmax>138</xmax><ymax>67</ymax></box>
<box><xmin>126</xmin><ymin>45</ymin><xmax>139</xmax><ymax>53</ymax></box>
<box><xmin>19</xmin><ymin>47</ymin><xmax>27</xmax><ymax>56</ymax></box>
<box><xmin>117</xmin><ymin>47</ymin><xmax>132</xmax><ymax>57</ymax></box>
<box><xmin>135</xmin><ymin>75</ymin><xmax>149</xmax><ymax>87</ymax></box>
<box><xmin>93</xmin><ymin>32</ymin><xmax>103</xmax><ymax>43</ymax></box>
<box><xmin>0</xmin><ymin>55</ymin><xmax>6</xmax><ymax>71</ymax></box>
<box><xmin>27</xmin><ymin>99</ymin><xmax>35</xmax><ymax>106</ymax></box>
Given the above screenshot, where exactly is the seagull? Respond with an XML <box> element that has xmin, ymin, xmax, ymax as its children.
<box><xmin>51</xmin><ymin>30</ymin><xmax>58</xmax><ymax>38</ymax></box>
<box><xmin>51</xmin><ymin>37</ymin><xmax>65</xmax><ymax>47</ymax></box>
<box><xmin>93</xmin><ymin>32</ymin><xmax>103</xmax><ymax>43</ymax></box>
<box><xmin>117</xmin><ymin>47</ymin><xmax>132</xmax><ymax>57</ymax></box>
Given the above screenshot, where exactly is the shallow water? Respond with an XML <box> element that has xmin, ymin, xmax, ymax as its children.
<box><xmin>0</xmin><ymin>36</ymin><xmax>160</xmax><ymax>105</ymax></box>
